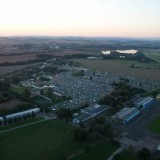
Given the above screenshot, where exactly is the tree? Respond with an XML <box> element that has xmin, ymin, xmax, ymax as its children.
<box><xmin>57</xmin><ymin>108</ymin><xmax>72</xmax><ymax>120</ymax></box>
<box><xmin>137</xmin><ymin>148</ymin><xmax>151</xmax><ymax>160</ymax></box>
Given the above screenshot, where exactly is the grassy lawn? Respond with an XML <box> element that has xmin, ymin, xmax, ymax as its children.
<box><xmin>149</xmin><ymin>116</ymin><xmax>160</xmax><ymax>134</ymax></box>
<box><xmin>0</xmin><ymin>120</ymin><xmax>87</xmax><ymax>160</ymax></box>
<box><xmin>114</xmin><ymin>150</ymin><xmax>139</xmax><ymax>160</ymax></box>
<box><xmin>71</xmin><ymin>142</ymin><xmax>118</xmax><ymax>160</ymax></box>
<box><xmin>0</xmin><ymin>117</ymin><xmax>44</xmax><ymax>132</ymax></box>
<box><xmin>143</xmin><ymin>49</ymin><xmax>160</xmax><ymax>63</ymax></box>
<box><xmin>10</xmin><ymin>85</ymin><xmax>26</xmax><ymax>94</ymax></box>
<box><xmin>72</xmin><ymin>59</ymin><xmax>160</xmax><ymax>81</ymax></box>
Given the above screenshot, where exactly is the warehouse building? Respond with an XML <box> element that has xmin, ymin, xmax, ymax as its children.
<box><xmin>134</xmin><ymin>97</ymin><xmax>154</xmax><ymax>110</ymax></box>
<box><xmin>72</xmin><ymin>104</ymin><xmax>108</xmax><ymax>124</ymax></box>
<box><xmin>114</xmin><ymin>107</ymin><xmax>140</xmax><ymax>124</ymax></box>
<box><xmin>83</xmin><ymin>104</ymin><xmax>109</xmax><ymax>117</ymax></box>
<box><xmin>4</xmin><ymin>108</ymin><xmax>40</xmax><ymax>120</ymax></box>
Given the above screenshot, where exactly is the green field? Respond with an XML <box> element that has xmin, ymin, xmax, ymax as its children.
<box><xmin>0</xmin><ymin>117</ymin><xmax>44</xmax><ymax>132</ymax></box>
<box><xmin>113</xmin><ymin>150</ymin><xmax>139</xmax><ymax>160</ymax></box>
<box><xmin>143</xmin><ymin>49</ymin><xmax>160</xmax><ymax>63</ymax></box>
<box><xmin>10</xmin><ymin>85</ymin><xmax>26</xmax><ymax>94</ymax></box>
<box><xmin>72</xmin><ymin>59</ymin><xmax>160</xmax><ymax>81</ymax></box>
<box><xmin>149</xmin><ymin>116</ymin><xmax>160</xmax><ymax>134</ymax></box>
<box><xmin>71</xmin><ymin>142</ymin><xmax>118</xmax><ymax>160</ymax></box>
<box><xmin>0</xmin><ymin>120</ymin><xmax>87</xmax><ymax>160</ymax></box>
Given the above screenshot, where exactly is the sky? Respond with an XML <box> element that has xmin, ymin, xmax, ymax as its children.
<box><xmin>0</xmin><ymin>0</ymin><xmax>160</xmax><ymax>37</ymax></box>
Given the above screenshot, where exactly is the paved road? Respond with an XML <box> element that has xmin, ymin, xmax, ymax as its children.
<box><xmin>107</xmin><ymin>147</ymin><xmax>123</xmax><ymax>160</ymax></box>
<box><xmin>0</xmin><ymin>118</ymin><xmax>56</xmax><ymax>134</ymax></box>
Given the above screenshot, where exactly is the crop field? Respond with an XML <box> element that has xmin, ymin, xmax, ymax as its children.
<box><xmin>0</xmin><ymin>63</ymin><xmax>41</xmax><ymax>75</ymax></box>
<box><xmin>0</xmin><ymin>53</ymin><xmax>37</xmax><ymax>64</ymax></box>
<box><xmin>149</xmin><ymin>116</ymin><xmax>160</xmax><ymax>134</ymax></box>
<box><xmin>143</xmin><ymin>49</ymin><xmax>160</xmax><ymax>63</ymax></box>
<box><xmin>71</xmin><ymin>142</ymin><xmax>118</xmax><ymax>160</ymax></box>
<box><xmin>0</xmin><ymin>120</ymin><xmax>87</xmax><ymax>160</ymax></box>
<box><xmin>72</xmin><ymin>59</ymin><xmax>160</xmax><ymax>81</ymax></box>
<box><xmin>0</xmin><ymin>98</ymin><xmax>23</xmax><ymax>109</ymax></box>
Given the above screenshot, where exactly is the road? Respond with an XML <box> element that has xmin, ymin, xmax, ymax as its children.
<box><xmin>107</xmin><ymin>147</ymin><xmax>123</xmax><ymax>160</ymax></box>
<box><xmin>0</xmin><ymin>117</ymin><xmax>56</xmax><ymax>134</ymax></box>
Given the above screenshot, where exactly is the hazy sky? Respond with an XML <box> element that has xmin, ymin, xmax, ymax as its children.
<box><xmin>0</xmin><ymin>0</ymin><xmax>160</xmax><ymax>37</ymax></box>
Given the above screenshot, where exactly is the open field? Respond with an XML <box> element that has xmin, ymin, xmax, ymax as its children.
<box><xmin>143</xmin><ymin>49</ymin><xmax>160</xmax><ymax>63</ymax></box>
<box><xmin>0</xmin><ymin>63</ymin><xmax>41</xmax><ymax>75</ymax></box>
<box><xmin>10</xmin><ymin>85</ymin><xmax>26</xmax><ymax>95</ymax></box>
<box><xmin>72</xmin><ymin>59</ymin><xmax>160</xmax><ymax>81</ymax></box>
<box><xmin>0</xmin><ymin>117</ymin><xmax>44</xmax><ymax>132</ymax></box>
<box><xmin>71</xmin><ymin>142</ymin><xmax>118</xmax><ymax>160</ymax></box>
<box><xmin>0</xmin><ymin>98</ymin><xmax>23</xmax><ymax>109</ymax></box>
<box><xmin>113</xmin><ymin>150</ymin><xmax>139</xmax><ymax>160</ymax></box>
<box><xmin>149</xmin><ymin>116</ymin><xmax>160</xmax><ymax>134</ymax></box>
<box><xmin>0</xmin><ymin>120</ymin><xmax>87</xmax><ymax>160</ymax></box>
<box><xmin>0</xmin><ymin>53</ymin><xmax>37</xmax><ymax>64</ymax></box>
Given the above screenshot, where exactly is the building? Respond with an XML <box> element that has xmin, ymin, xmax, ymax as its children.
<box><xmin>157</xmin><ymin>94</ymin><xmax>160</xmax><ymax>99</ymax></box>
<box><xmin>82</xmin><ymin>104</ymin><xmax>109</xmax><ymax>118</ymax></box>
<box><xmin>114</xmin><ymin>107</ymin><xmax>140</xmax><ymax>124</ymax></box>
<box><xmin>72</xmin><ymin>104</ymin><xmax>109</xmax><ymax>124</ymax></box>
<box><xmin>72</xmin><ymin>113</ymin><xmax>92</xmax><ymax>124</ymax></box>
<box><xmin>0</xmin><ymin>117</ymin><xmax>3</xmax><ymax>121</ymax></box>
<box><xmin>134</xmin><ymin>97</ymin><xmax>154</xmax><ymax>110</ymax></box>
<box><xmin>4</xmin><ymin>108</ymin><xmax>40</xmax><ymax>120</ymax></box>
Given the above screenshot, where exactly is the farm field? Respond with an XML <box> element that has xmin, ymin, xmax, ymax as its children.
<box><xmin>149</xmin><ymin>116</ymin><xmax>160</xmax><ymax>134</ymax></box>
<box><xmin>143</xmin><ymin>49</ymin><xmax>160</xmax><ymax>63</ymax></box>
<box><xmin>0</xmin><ymin>63</ymin><xmax>41</xmax><ymax>75</ymax></box>
<box><xmin>0</xmin><ymin>98</ymin><xmax>23</xmax><ymax>109</ymax></box>
<box><xmin>0</xmin><ymin>53</ymin><xmax>37</xmax><ymax>64</ymax></box>
<box><xmin>72</xmin><ymin>59</ymin><xmax>160</xmax><ymax>81</ymax></box>
<box><xmin>71</xmin><ymin>142</ymin><xmax>118</xmax><ymax>160</ymax></box>
<box><xmin>0</xmin><ymin>120</ymin><xmax>87</xmax><ymax>160</ymax></box>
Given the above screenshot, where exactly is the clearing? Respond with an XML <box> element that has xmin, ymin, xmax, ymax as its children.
<box><xmin>0</xmin><ymin>120</ymin><xmax>87</xmax><ymax>160</ymax></box>
<box><xmin>72</xmin><ymin>59</ymin><xmax>160</xmax><ymax>81</ymax></box>
<box><xmin>149</xmin><ymin>116</ymin><xmax>160</xmax><ymax>134</ymax></box>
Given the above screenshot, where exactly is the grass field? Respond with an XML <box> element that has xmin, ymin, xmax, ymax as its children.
<box><xmin>113</xmin><ymin>150</ymin><xmax>139</xmax><ymax>160</ymax></box>
<box><xmin>71</xmin><ymin>142</ymin><xmax>118</xmax><ymax>160</ymax></box>
<box><xmin>149</xmin><ymin>116</ymin><xmax>160</xmax><ymax>134</ymax></box>
<box><xmin>10</xmin><ymin>85</ymin><xmax>26</xmax><ymax>95</ymax></box>
<box><xmin>0</xmin><ymin>117</ymin><xmax>44</xmax><ymax>132</ymax></box>
<box><xmin>0</xmin><ymin>120</ymin><xmax>88</xmax><ymax>160</ymax></box>
<box><xmin>143</xmin><ymin>49</ymin><xmax>160</xmax><ymax>63</ymax></box>
<box><xmin>72</xmin><ymin>59</ymin><xmax>160</xmax><ymax>81</ymax></box>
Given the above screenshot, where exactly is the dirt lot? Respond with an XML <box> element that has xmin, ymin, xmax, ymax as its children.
<box><xmin>0</xmin><ymin>53</ymin><xmax>37</xmax><ymax>64</ymax></box>
<box><xmin>73</xmin><ymin>59</ymin><xmax>160</xmax><ymax>81</ymax></box>
<box><xmin>0</xmin><ymin>98</ymin><xmax>23</xmax><ymax>109</ymax></box>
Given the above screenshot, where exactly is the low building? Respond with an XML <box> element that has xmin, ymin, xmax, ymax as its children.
<box><xmin>83</xmin><ymin>104</ymin><xmax>109</xmax><ymax>117</ymax></box>
<box><xmin>72</xmin><ymin>113</ymin><xmax>92</xmax><ymax>124</ymax></box>
<box><xmin>5</xmin><ymin>108</ymin><xmax>40</xmax><ymax>120</ymax></box>
<box><xmin>72</xmin><ymin>104</ymin><xmax>108</xmax><ymax>124</ymax></box>
<box><xmin>134</xmin><ymin>97</ymin><xmax>154</xmax><ymax>110</ymax></box>
<box><xmin>114</xmin><ymin>107</ymin><xmax>140</xmax><ymax>124</ymax></box>
<box><xmin>157</xmin><ymin>94</ymin><xmax>160</xmax><ymax>99</ymax></box>
<box><xmin>0</xmin><ymin>117</ymin><xmax>3</xmax><ymax>121</ymax></box>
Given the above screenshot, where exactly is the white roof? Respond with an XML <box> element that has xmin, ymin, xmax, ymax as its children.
<box><xmin>5</xmin><ymin>108</ymin><xmax>40</xmax><ymax>119</ymax></box>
